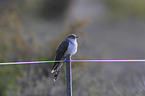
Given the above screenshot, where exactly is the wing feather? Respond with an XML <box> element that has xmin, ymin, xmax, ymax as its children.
<box><xmin>51</xmin><ymin>39</ymin><xmax>69</xmax><ymax>72</ymax></box>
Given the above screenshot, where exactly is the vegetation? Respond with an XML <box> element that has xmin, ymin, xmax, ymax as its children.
<box><xmin>97</xmin><ymin>0</ymin><xmax>145</xmax><ymax>19</ymax></box>
<box><xmin>0</xmin><ymin>3</ymin><xmax>88</xmax><ymax>95</ymax></box>
<box><xmin>0</xmin><ymin>0</ymin><xmax>145</xmax><ymax>96</ymax></box>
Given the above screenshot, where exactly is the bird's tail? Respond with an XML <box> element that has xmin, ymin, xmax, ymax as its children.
<box><xmin>53</xmin><ymin>71</ymin><xmax>59</xmax><ymax>81</ymax></box>
<box><xmin>51</xmin><ymin>62</ymin><xmax>63</xmax><ymax>81</ymax></box>
<box><xmin>51</xmin><ymin>62</ymin><xmax>59</xmax><ymax>73</ymax></box>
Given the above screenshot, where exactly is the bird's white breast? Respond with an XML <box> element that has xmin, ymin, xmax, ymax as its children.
<box><xmin>64</xmin><ymin>39</ymin><xmax>78</xmax><ymax>57</ymax></box>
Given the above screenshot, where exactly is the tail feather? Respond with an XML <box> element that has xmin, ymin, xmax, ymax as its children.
<box><xmin>51</xmin><ymin>62</ymin><xmax>59</xmax><ymax>73</ymax></box>
<box><xmin>51</xmin><ymin>69</ymin><xmax>55</xmax><ymax>73</ymax></box>
<box><xmin>53</xmin><ymin>71</ymin><xmax>59</xmax><ymax>81</ymax></box>
<box><xmin>51</xmin><ymin>62</ymin><xmax>63</xmax><ymax>81</ymax></box>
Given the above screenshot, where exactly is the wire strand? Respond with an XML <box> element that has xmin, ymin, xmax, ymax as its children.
<box><xmin>0</xmin><ymin>59</ymin><xmax>145</xmax><ymax>65</ymax></box>
<box><xmin>0</xmin><ymin>60</ymin><xmax>64</xmax><ymax>65</ymax></box>
<box><xmin>70</xmin><ymin>59</ymin><xmax>145</xmax><ymax>62</ymax></box>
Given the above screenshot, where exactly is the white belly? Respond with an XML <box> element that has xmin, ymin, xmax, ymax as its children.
<box><xmin>64</xmin><ymin>41</ymin><xmax>78</xmax><ymax>57</ymax></box>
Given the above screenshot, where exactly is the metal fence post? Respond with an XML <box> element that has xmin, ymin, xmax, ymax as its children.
<box><xmin>66</xmin><ymin>55</ymin><xmax>72</xmax><ymax>96</ymax></box>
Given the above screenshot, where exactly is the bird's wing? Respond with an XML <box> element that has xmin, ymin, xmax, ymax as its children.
<box><xmin>56</xmin><ymin>39</ymin><xmax>69</xmax><ymax>60</ymax></box>
<box><xmin>51</xmin><ymin>39</ymin><xmax>69</xmax><ymax>72</ymax></box>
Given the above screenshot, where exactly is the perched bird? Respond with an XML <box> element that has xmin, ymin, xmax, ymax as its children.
<box><xmin>51</xmin><ymin>34</ymin><xmax>78</xmax><ymax>81</ymax></box>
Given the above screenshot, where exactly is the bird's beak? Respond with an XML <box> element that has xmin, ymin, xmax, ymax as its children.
<box><xmin>76</xmin><ymin>36</ymin><xmax>78</xmax><ymax>38</ymax></box>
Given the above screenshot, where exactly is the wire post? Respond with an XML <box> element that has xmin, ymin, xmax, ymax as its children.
<box><xmin>66</xmin><ymin>54</ymin><xmax>72</xmax><ymax>96</ymax></box>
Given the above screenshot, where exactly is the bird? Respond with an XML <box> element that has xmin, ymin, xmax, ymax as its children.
<box><xmin>51</xmin><ymin>34</ymin><xmax>78</xmax><ymax>81</ymax></box>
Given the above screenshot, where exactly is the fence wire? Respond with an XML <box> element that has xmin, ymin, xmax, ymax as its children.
<box><xmin>0</xmin><ymin>59</ymin><xmax>145</xmax><ymax>65</ymax></box>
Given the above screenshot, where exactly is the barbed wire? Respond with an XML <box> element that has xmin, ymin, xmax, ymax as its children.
<box><xmin>0</xmin><ymin>59</ymin><xmax>145</xmax><ymax>65</ymax></box>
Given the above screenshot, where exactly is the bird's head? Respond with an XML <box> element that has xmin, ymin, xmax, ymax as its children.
<box><xmin>67</xmin><ymin>34</ymin><xmax>78</xmax><ymax>40</ymax></box>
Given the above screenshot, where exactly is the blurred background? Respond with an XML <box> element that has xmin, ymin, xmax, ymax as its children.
<box><xmin>0</xmin><ymin>0</ymin><xmax>145</xmax><ymax>96</ymax></box>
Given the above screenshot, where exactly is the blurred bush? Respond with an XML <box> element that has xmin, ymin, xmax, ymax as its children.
<box><xmin>40</xmin><ymin>0</ymin><xmax>71</xmax><ymax>19</ymax></box>
<box><xmin>1</xmin><ymin>0</ymin><xmax>145</xmax><ymax>96</ymax></box>
<box><xmin>15</xmin><ymin>0</ymin><xmax>71</xmax><ymax>20</ymax></box>
<box><xmin>0</xmin><ymin>4</ymin><xmax>88</xmax><ymax>95</ymax></box>
<box><xmin>98</xmin><ymin>0</ymin><xmax>145</xmax><ymax>18</ymax></box>
<box><xmin>0</xmin><ymin>1</ymin><xmax>88</xmax><ymax>95</ymax></box>
<box><xmin>0</xmin><ymin>3</ymin><xmax>52</xmax><ymax>95</ymax></box>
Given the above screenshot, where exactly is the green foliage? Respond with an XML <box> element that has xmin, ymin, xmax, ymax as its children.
<box><xmin>98</xmin><ymin>0</ymin><xmax>145</xmax><ymax>18</ymax></box>
<box><xmin>0</xmin><ymin>66</ymin><xmax>22</xmax><ymax>96</ymax></box>
<box><xmin>0</xmin><ymin>6</ymin><xmax>43</xmax><ymax>96</ymax></box>
<box><xmin>0</xmin><ymin>5</ymin><xmax>87</xmax><ymax>95</ymax></box>
<box><xmin>2</xmin><ymin>1</ymin><xmax>145</xmax><ymax>96</ymax></box>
